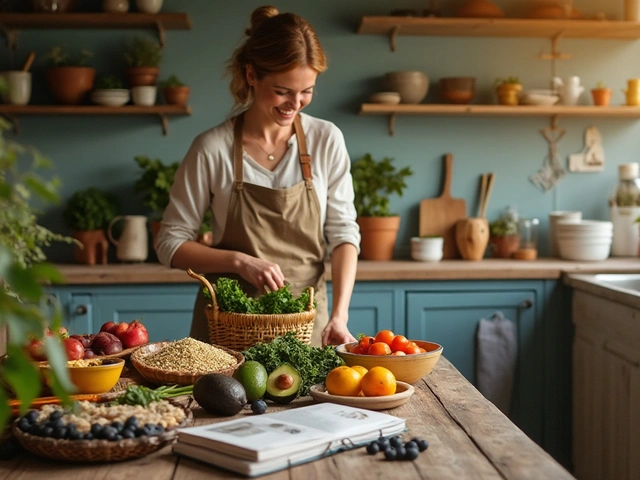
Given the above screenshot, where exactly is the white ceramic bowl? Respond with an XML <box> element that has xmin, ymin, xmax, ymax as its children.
<box><xmin>91</xmin><ymin>89</ymin><xmax>130</xmax><ymax>107</ymax></box>
<box><xmin>369</xmin><ymin>91</ymin><xmax>401</xmax><ymax>104</ymax></box>
<box><xmin>411</xmin><ymin>237</ymin><xmax>443</xmax><ymax>262</ymax></box>
<box><xmin>519</xmin><ymin>89</ymin><xmax>560</xmax><ymax>106</ymax></box>
<box><xmin>558</xmin><ymin>238</ymin><xmax>611</xmax><ymax>261</ymax></box>
<box><xmin>556</xmin><ymin>232</ymin><xmax>613</xmax><ymax>240</ymax></box>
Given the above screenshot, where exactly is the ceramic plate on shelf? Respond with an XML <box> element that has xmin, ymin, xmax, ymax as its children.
<box><xmin>309</xmin><ymin>381</ymin><xmax>414</xmax><ymax>410</ymax></box>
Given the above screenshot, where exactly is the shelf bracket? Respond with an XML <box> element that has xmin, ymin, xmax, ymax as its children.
<box><xmin>155</xmin><ymin>20</ymin><xmax>167</xmax><ymax>47</ymax></box>
<box><xmin>389</xmin><ymin>26</ymin><xmax>399</xmax><ymax>52</ymax></box>
<box><xmin>388</xmin><ymin>113</ymin><xmax>396</xmax><ymax>136</ymax></box>
<box><xmin>157</xmin><ymin>113</ymin><xmax>169</xmax><ymax>135</ymax></box>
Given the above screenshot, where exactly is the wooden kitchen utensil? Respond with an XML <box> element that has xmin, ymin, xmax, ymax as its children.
<box><xmin>419</xmin><ymin>153</ymin><xmax>467</xmax><ymax>259</ymax></box>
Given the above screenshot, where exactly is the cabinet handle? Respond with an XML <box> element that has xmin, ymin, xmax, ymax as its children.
<box><xmin>75</xmin><ymin>305</ymin><xmax>88</xmax><ymax>315</ymax></box>
<box><xmin>520</xmin><ymin>299</ymin><xmax>533</xmax><ymax>309</ymax></box>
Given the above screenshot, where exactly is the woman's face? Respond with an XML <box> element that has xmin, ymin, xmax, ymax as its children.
<box><xmin>247</xmin><ymin>65</ymin><xmax>317</xmax><ymax>126</ymax></box>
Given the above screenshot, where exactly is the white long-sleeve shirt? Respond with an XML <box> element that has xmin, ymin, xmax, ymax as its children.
<box><xmin>156</xmin><ymin>112</ymin><xmax>361</xmax><ymax>267</ymax></box>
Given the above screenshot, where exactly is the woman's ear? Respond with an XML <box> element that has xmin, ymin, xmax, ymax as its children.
<box><xmin>245</xmin><ymin>65</ymin><xmax>257</xmax><ymax>88</ymax></box>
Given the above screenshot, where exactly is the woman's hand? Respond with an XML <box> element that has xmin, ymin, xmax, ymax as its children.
<box><xmin>237</xmin><ymin>253</ymin><xmax>286</xmax><ymax>292</ymax></box>
<box><xmin>321</xmin><ymin>314</ymin><xmax>356</xmax><ymax>347</ymax></box>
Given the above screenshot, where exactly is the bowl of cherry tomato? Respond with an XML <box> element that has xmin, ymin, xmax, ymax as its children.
<box><xmin>335</xmin><ymin>330</ymin><xmax>443</xmax><ymax>384</ymax></box>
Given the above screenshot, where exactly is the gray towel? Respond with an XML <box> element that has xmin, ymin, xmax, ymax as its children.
<box><xmin>476</xmin><ymin>311</ymin><xmax>518</xmax><ymax>416</ymax></box>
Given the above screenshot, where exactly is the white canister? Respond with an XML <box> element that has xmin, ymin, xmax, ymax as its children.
<box><xmin>108</xmin><ymin>215</ymin><xmax>149</xmax><ymax>262</ymax></box>
<box><xmin>411</xmin><ymin>236</ymin><xmax>444</xmax><ymax>262</ymax></box>
<box><xmin>549</xmin><ymin>211</ymin><xmax>582</xmax><ymax>257</ymax></box>
<box><xmin>1</xmin><ymin>71</ymin><xmax>31</xmax><ymax>105</ymax></box>
<box><xmin>131</xmin><ymin>85</ymin><xmax>157</xmax><ymax>106</ymax></box>
<box><xmin>610</xmin><ymin>205</ymin><xmax>640</xmax><ymax>256</ymax></box>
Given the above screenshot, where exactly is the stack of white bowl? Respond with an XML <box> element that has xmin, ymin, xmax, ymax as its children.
<box><xmin>556</xmin><ymin>220</ymin><xmax>613</xmax><ymax>261</ymax></box>
<box><xmin>91</xmin><ymin>88</ymin><xmax>130</xmax><ymax>107</ymax></box>
<box><xmin>411</xmin><ymin>237</ymin><xmax>443</xmax><ymax>262</ymax></box>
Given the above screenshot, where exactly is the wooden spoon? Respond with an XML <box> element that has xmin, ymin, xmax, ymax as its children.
<box><xmin>478</xmin><ymin>173</ymin><xmax>488</xmax><ymax>217</ymax></box>
<box><xmin>22</xmin><ymin>52</ymin><xmax>35</xmax><ymax>72</ymax></box>
<box><xmin>481</xmin><ymin>173</ymin><xmax>495</xmax><ymax>218</ymax></box>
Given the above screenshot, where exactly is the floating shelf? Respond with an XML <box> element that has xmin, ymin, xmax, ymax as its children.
<box><xmin>357</xmin><ymin>16</ymin><xmax>640</xmax><ymax>51</ymax></box>
<box><xmin>359</xmin><ymin>104</ymin><xmax>640</xmax><ymax>135</ymax></box>
<box><xmin>0</xmin><ymin>105</ymin><xmax>192</xmax><ymax>136</ymax></box>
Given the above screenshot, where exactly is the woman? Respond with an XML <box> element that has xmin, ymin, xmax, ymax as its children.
<box><xmin>156</xmin><ymin>5</ymin><xmax>360</xmax><ymax>347</ymax></box>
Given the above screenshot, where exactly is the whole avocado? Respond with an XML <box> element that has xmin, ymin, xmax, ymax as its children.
<box><xmin>193</xmin><ymin>373</ymin><xmax>247</xmax><ymax>416</ymax></box>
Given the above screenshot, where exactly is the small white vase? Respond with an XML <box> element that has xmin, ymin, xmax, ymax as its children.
<box><xmin>135</xmin><ymin>0</ymin><xmax>162</xmax><ymax>14</ymax></box>
<box><xmin>131</xmin><ymin>85</ymin><xmax>157</xmax><ymax>106</ymax></box>
<box><xmin>102</xmin><ymin>0</ymin><xmax>129</xmax><ymax>13</ymax></box>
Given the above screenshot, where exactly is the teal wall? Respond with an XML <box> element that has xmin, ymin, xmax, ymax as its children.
<box><xmin>6</xmin><ymin>0</ymin><xmax>638</xmax><ymax>261</ymax></box>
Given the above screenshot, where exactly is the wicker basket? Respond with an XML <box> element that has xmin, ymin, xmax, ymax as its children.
<box><xmin>130</xmin><ymin>341</ymin><xmax>244</xmax><ymax>386</ymax></box>
<box><xmin>11</xmin><ymin>402</ymin><xmax>193</xmax><ymax>462</ymax></box>
<box><xmin>187</xmin><ymin>269</ymin><xmax>316</xmax><ymax>351</ymax></box>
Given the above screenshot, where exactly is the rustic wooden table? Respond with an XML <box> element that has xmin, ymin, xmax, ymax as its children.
<box><xmin>2</xmin><ymin>358</ymin><xmax>574</xmax><ymax>479</ymax></box>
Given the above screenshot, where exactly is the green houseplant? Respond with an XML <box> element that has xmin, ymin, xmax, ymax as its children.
<box><xmin>62</xmin><ymin>187</ymin><xmax>119</xmax><ymax>265</ymax></box>
<box><xmin>123</xmin><ymin>36</ymin><xmax>163</xmax><ymax>87</ymax></box>
<box><xmin>45</xmin><ymin>46</ymin><xmax>95</xmax><ymax>105</ymax></box>
<box><xmin>591</xmin><ymin>81</ymin><xmax>612</xmax><ymax>107</ymax></box>
<box><xmin>158</xmin><ymin>74</ymin><xmax>190</xmax><ymax>106</ymax></box>
<box><xmin>488</xmin><ymin>216</ymin><xmax>520</xmax><ymax>258</ymax></box>
<box><xmin>494</xmin><ymin>76</ymin><xmax>522</xmax><ymax>106</ymax></box>
<box><xmin>351</xmin><ymin>153</ymin><xmax>413</xmax><ymax>260</ymax></box>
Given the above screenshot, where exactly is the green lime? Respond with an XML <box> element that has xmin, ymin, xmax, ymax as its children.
<box><xmin>232</xmin><ymin>360</ymin><xmax>268</xmax><ymax>402</ymax></box>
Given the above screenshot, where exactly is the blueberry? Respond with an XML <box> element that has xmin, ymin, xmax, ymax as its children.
<box><xmin>48</xmin><ymin>418</ymin><xmax>64</xmax><ymax>429</ymax></box>
<box><xmin>251</xmin><ymin>400</ymin><xmax>267</xmax><ymax>415</ymax></box>
<box><xmin>404</xmin><ymin>440</ymin><xmax>418</xmax><ymax>451</ymax></box>
<box><xmin>43</xmin><ymin>426</ymin><xmax>54</xmax><ymax>438</ymax></box>
<box><xmin>28</xmin><ymin>424</ymin><xmax>44</xmax><ymax>437</ymax></box>
<box><xmin>124</xmin><ymin>416</ymin><xmax>139</xmax><ymax>429</ymax></box>
<box><xmin>404</xmin><ymin>447</ymin><xmax>420</xmax><ymax>460</ymax></box>
<box><xmin>376</xmin><ymin>437</ymin><xmax>390</xmax><ymax>449</ymax></box>
<box><xmin>49</xmin><ymin>410</ymin><xmax>63</xmax><ymax>421</ymax></box>
<box><xmin>395</xmin><ymin>446</ymin><xmax>407</xmax><ymax>459</ymax></box>
<box><xmin>102</xmin><ymin>427</ymin><xmax>117</xmax><ymax>441</ymax></box>
<box><xmin>384</xmin><ymin>447</ymin><xmax>397</xmax><ymax>461</ymax></box>
<box><xmin>53</xmin><ymin>427</ymin><xmax>67</xmax><ymax>439</ymax></box>
<box><xmin>134</xmin><ymin>427</ymin><xmax>146</xmax><ymax>437</ymax></box>
<box><xmin>154</xmin><ymin>425</ymin><xmax>165</xmax><ymax>434</ymax></box>
<box><xmin>115</xmin><ymin>435</ymin><xmax>123</xmax><ymax>441</ymax></box>
<box><xmin>111</xmin><ymin>421</ymin><xmax>124</xmax><ymax>433</ymax></box>
<box><xmin>69</xmin><ymin>431</ymin><xmax>83</xmax><ymax>441</ymax></box>
<box><xmin>26</xmin><ymin>410</ymin><xmax>39</xmax><ymax>424</ymax></box>
<box><xmin>390</xmin><ymin>436</ymin><xmax>404</xmax><ymax>449</ymax></box>
<box><xmin>18</xmin><ymin>417</ymin><xmax>31</xmax><ymax>432</ymax></box>
<box><xmin>416</xmin><ymin>439</ymin><xmax>429</xmax><ymax>452</ymax></box>
<box><xmin>122</xmin><ymin>429</ymin><xmax>135</xmax><ymax>439</ymax></box>
<box><xmin>90</xmin><ymin>423</ymin><xmax>103</xmax><ymax>437</ymax></box>
<box><xmin>366</xmin><ymin>442</ymin><xmax>380</xmax><ymax>455</ymax></box>
<box><xmin>84</xmin><ymin>433</ymin><xmax>94</xmax><ymax>440</ymax></box>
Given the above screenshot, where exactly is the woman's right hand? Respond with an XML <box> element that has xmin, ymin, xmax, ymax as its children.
<box><xmin>237</xmin><ymin>253</ymin><xmax>286</xmax><ymax>292</ymax></box>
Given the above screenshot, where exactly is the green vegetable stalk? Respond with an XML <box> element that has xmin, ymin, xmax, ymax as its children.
<box><xmin>114</xmin><ymin>384</ymin><xmax>193</xmax><ymax>407</ymax></box>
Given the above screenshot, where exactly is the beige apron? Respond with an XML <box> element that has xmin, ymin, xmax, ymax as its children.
<box><xmin>190</xmin><ymin>114</ymin><xmax>329</xmax><ymax>347</ymax></box>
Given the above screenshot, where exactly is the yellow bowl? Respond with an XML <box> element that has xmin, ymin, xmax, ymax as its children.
<box><xmin>335</xmin><ymin>340</ymin><xmax>443</xmax><ymax>384</ymax></box>
<box><xmin>40</xmin><ymin>358</ymin><xmax>125</xmax><ymax>395</ymax></box>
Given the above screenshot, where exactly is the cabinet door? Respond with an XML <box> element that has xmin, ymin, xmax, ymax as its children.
<box><xmin>405</xmin><ymin>288</ymin><xmax>540</xmax><ymax>442</ymax></box>
<box><xmin>327</xmin><ymin>284</ymin><xmax>395</xmax><ymax>336</ymax></box>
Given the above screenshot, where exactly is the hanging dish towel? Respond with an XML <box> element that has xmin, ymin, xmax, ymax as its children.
<box><xmin>476</xmin><ymin>311</ymin><xmax>518</xmax><ymax>416</ymax></box>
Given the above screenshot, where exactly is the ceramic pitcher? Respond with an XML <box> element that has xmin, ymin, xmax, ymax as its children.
<box><xmin>107</xmin><ymin>215</ymin><xmax>148</xmax><ymax>262</ymax></box>
<box><xmin>552</xmin><ymin>76</ymin><xmax>584</xmax><ymax>105</ymax></box>
<box><xmin>622</xmin><ymin>78</ymin><xmax>640</xmax><ymax>106</ymax></box>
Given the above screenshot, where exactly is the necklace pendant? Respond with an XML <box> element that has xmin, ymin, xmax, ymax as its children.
<box><xmin>268</xmin><ymin>154</ymin><xmax>275</xmax><ymax>161</ymax></box>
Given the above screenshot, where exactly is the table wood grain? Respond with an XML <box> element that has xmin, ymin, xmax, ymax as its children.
<box><xmin>2</xmin><ymin>357</ymin><xmax>574</xmax><ymax>479</ymax></box>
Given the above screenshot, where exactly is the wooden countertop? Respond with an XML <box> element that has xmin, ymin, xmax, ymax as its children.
<box><xmin>3</xmin><ymin>357</ymin><xmax>574</xmax><ymax>479</ymax></box>
<box><xmin>52</xmin><ymin>258</ymin><xmax>640</xmax><ymax>284</ymax></box>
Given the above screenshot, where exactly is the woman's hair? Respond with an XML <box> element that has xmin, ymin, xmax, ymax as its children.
<box><xmin>227</xmin><ymin>5</ymin><xmax>327</xmax><ymax>112</ymax></box>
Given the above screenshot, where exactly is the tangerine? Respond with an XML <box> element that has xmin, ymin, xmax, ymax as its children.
<box><xmin>361</xmin><ymin>366</ymin><xmax>397</xmax><ymax>397</ymax></box>
<box><xmin>404</xmin><ymin>342</ymin><xmax>422</xmax><ymax>355</ymax></box>
<box><xmin>368</xmin><ymin>342</ymin><xmax>392</xmax><ymax>356</ymax></box>
<box><xmin>325</xmin><ymin>366</ymin><xmax>363</xmax><ymax>397</ymax></box>
<box><xmin>351</xmin><ymin>365</ymin><xmax>368</xmax><ymax>377</ymax></box>
<box><xmin>374</xmin><ymin>329</ymin><xmax>395</xmax><ymax>347</ymax></box>
<box><xmin>390</xmin><ymin>335</ymin><xmax>409</xmax><ymax>352</ymax></box>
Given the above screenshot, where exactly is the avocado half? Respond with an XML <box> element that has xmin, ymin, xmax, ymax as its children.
<box><xmin>264</xmin><ymin>364</ymin><xmax>302</xmax><ymax>405</ymax></box>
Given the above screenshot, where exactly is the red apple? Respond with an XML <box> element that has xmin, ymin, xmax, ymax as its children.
<box><xmin>63</xmin><ymin>337</ymin><xmax>84</xmax><ymax>360</ymax></box>
<box><xmin>99</xmin><ymin>321</ymin><xmax>117</xmax><ymax>333</ymax></box>
<box><xmin>112</xmin><ymin>322</ymin><xmax>129</xmax><ymax>338</ymax></box>
<box><xmin>26</xmin><ymin>339</ymin><xmax>46</xmax><ymax>362</ymax></box>
<box><xmin>117</xmin><ymin>321</ymin><xmax>149</xmax><ymax>349</ymax></box>
<box><xmin>70</xmin><ymin>334</ymin><xmax>92</xmax><ymax>348</ymax></box>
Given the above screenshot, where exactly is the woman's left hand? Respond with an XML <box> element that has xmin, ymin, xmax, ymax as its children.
<box><xmin>321</xmin><ymin>316</ymin><xmax>356</xmax><ymax>347</ymax></box>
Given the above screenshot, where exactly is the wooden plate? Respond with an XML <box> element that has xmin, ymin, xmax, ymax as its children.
<box><xmin>309</xmin><ymin>381</ymin><xmax>414</xmax><ymax>410</ymax></box>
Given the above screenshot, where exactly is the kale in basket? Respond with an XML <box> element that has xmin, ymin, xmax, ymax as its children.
<box><xmin>203</xmin><ymin>277</ymin><xmax>316</xmax><ymax>314</ymax></box>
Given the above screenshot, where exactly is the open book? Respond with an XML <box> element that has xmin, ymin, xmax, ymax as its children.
<box><xmin>174</xmin><ymin>403</ymin><xmax>406</xmax><ymax>474</ymax></box>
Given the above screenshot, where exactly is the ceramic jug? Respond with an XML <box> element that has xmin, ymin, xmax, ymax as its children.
<box><xmin>622</xmin><ymin>78</ymin><xmax>640</xmax><ymax>106</ymax></box>
<box><xmin>552</xmin><ymin>76</ymin><xmax>584</xmax><ymax>105</ymax></box>
<box><xmin>108</xmin><ymin>215</ymin><xmax>148</xmax><ymax>262</ymax></box>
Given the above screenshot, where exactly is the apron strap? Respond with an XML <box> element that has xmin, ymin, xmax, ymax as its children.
<box><xmin>232</xmin><ymin>114</ymin><xmax>244</xmax><ymax>191</ymax></box>
<box><xmin>294</xmin><ymin>115</ymin><xmax>312</xmax><ymax>188</ymax></box>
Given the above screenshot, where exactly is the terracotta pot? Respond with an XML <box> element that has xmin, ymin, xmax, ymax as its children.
<box><xmin>72</xmin><ymin>230</ymin><xmax>109</xmax><ymax>265</ymax></box>
<box><xmin>125</xmin><ymin>67</ymin><xmax>159</xmax><ymax>87</ymax></box>
<box><xmin>455</xmin><ymin>218</ymin><xmax>489</xmax><ymax>261</ymax></box>
<box><xmin>46</xmin><ymin>67</ymin><xmax>95</xmax><ymax>105</ymax></box>
<box><xmin>456</xmin><ymin>0</ymin><xmax>504</xmax><ymax>18</ymax></box>
<box><xmin>162</xmin><ymin>86</ymin><xmax>190</xmax><ymax>106</ymax></box>
<box><xmin>591</xmin><ymin>88</ymin><xmax>612</xmax><ymax>107</ymax></box>
<box><xmin>357</xmin><ymin>216</ymin><xmax>401</xmax><ymax>261</ymax></box>
<box><xmin>496</xmin><ymin>83</ymin><xmax>522</xmax><ymax>106</ymax></box>
<box><xmin>489</xmin><ymin>235</ymin><xmax>521</xmax><ymax>259</ymax></box>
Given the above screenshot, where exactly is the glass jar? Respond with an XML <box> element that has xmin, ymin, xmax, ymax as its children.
<box><xmin>612</xmin><ymin>163</ymin><xmax>640</xmax><ymax>207</ymax></box>
<box><xmin>514</xmin><ymin>218</ymin><xmax>539</xmax><ymax>260</ymax></box>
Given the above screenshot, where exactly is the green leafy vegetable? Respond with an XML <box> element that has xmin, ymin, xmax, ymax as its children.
<box><xmin>242</xmin><ymin>332</ymin><xmax>344</xmax><ymax>397</ymax></box>
<box><xmin>114</xmin><ymin>384</ymin><xmax>193</xmax><ymax>407</ymax></box>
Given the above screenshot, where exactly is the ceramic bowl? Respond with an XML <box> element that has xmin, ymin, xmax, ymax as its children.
<box><xmin>519</xmin><ymin>89</ymin><xmax>560</xmax><ymax>106</ymax></box>
<box><xmin>439</xmin><ymin>77</ymin><xmax>476</xmax><ymax>104</ymax></box>
<box><xmin>558</xmin><ymin>239</ymin><xmax>611</xmax><ymax>261</ymax></box>
<box><xmin>335</xmin><ymin>340</ymin><xmax>443</xmax><ymax>384</ymax></box>
<box><xmin>411</xmin><ymin>237</ymin><xmax>444</xmax><ymax>262</ymax></box>
<box><xmin>39</xmin><ymin>358</ymin><xmax>125</xmax><ymax>394</ymax></box>
<box><xmin>91</xmin><ymin>89</ymin><xmax>130</xmax><ymax>107</ymax></box>
<box><xmin>383</xmin><ymin>71</ymin><xmax>429</xmax><ymax>104</ymax></box>
<box><xmin>369</xmin><ymin>91</ymin><xmax>401</xmax><ymax>104</ymax></box>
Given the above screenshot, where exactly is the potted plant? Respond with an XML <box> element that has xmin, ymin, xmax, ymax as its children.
<box><xmin>91</xmin><ymin>74</ymin><xmax>130</xmax><ymax>106</ymax></box>
<box><xmin>591</xmin><ymin>81</ymin><xmax>612</xmax><ymax>107</ymax></box>
<box><xmin>63</xmin><ymin>187</ymin><xmax>119</xmax><ymax>265</ymax></box>
<box><xmin>123</xmin><ymin>36</ymin><xmax>163</xmax><ymax>87</ymax></box>
<box><xmin>351</xmin><ymin>153</ymin><xmax>413</xmax><ymax>260</ymax></box>
<box><xmin>159</xmin><ymin>74</ymin><xmax>190</xmax><ymax>106</ymax></box>
<box><xmin>494</xmin><ymin>76</ymin><xmax>522</xmax><ymax>106</ymax></box>
<box><xmin>45</xmin><ymin>46</ymin><xmax>95</xmax><ymax>105</ymax></box>
<box><xmin>488</xmin><ymin>216</ymin><xmax>520</xmax><ymax>258</ymax></box>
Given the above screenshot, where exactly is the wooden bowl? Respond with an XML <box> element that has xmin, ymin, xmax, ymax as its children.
<box><xmin>439</xmin><ymin>77</ymin><xmax>476</xmax><ymax>104</ymax></box>
<box><xmin>335</xmin><ymin>340</ymin><xmax>443</xmax><ymax>384</ymax></box>
<box><xmin>309</xmin><ymin>381</ymin><xmax>415</xmax><ymax>410</ymax></box>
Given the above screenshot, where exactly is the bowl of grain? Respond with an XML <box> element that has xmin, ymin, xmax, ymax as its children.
<box><xmin>130</xmin><ymin>338</ymin><xmax>244</xmax><ymax>386</ymax></box>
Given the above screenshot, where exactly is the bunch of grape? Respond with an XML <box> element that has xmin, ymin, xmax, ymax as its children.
<box><xmin>366</xmin><ymin>435</ymin><xmax>429</xmax><ymax>461</ymax></box>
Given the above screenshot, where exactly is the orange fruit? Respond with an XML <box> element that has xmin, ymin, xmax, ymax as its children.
<box><xmin>325</xmin><ymin>366</ymin><xmax>363</xmax><ymax>397</ymax></box>
<box><xmin>403</xmin><ymin>342</ymin><xmax>422</xmax><ymax>355</ymax></box>
<box><xmin>361</xmin><ymin>366</ymin><xmax>397</xmax><ymax>397</ymax></box>
<box><xmin>358</xmin><ymin>336</ymin><xmax>375</xmax><ymax>354</ymax></box>
<box><xmin>390</xmin><ymin>335</ymin><xmax>409</xmax><ymax>352</ymax></box>
<box><xmin>374</xmin><ymin>329</ymin><xmax>395</xmax><ymax>347</ymax></box>
<box><xmin>351</xmin><ymin>365</ymin><xmax>368</xmax><ymax>377</ymax></box>
<box><xmin>368</xmin><ymin>342</ymin><xmax>392</xmax><ymax>356</ymax></box>
<box><xmin>391</xmin><ymin>350</ymin><xmax>406</xmax><ymax>356</ymax></box>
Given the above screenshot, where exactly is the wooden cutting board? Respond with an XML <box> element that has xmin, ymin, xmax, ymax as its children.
<box><xmin>419</xmin><ymin>153</ymin><xmax>467</xmax><ymax>259</ymax></box>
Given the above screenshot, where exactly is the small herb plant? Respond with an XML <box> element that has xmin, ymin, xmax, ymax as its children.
<box><xmin>133</xmin><ymin>155</ymin><xmax>179</xmax><ymax>220</ymax></box>
<box><xmin>594</xmin><ymin>81</ymin><xmax>608</xmax><ymax>89</ymax></box>
<box><xmin>489</xmin><ymin>217</ymin><xmax>518</xmax><ymax>237</ymax></box>
<box><xmin>159</xmin><ymin>74</ymin><xmax>186</xmax><ymax>88</ymax></box>
<box><xmin>494</xmin><ymin>76</ymin><xmax>521</xmax><ymax>86</ymax></box>
<box><xmin>351</xmin><ymin>153</ymin><xmax>413</xmax><ymax>217</ymax></box>
<box><xmin>124</xmin><ymin>36</ymin><xmax>163</xmax><ymax>68</ymax></box>
<box><xmin>45</xmin><ymin>46</ymin><xmax>93</xmax><ymax>68</ymax></box>
<box><xmin>63</xmin><ymin>187</ymin><xmax>119</xmax><ymax>231</ymax></box>
<box><xmin>95</xmin><ymin>75</ymin><xmax>125</xmax><ymax>90</ymax></box>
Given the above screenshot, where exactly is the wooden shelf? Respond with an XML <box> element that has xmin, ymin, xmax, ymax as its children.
<box><xmin>358</xmin><ymin>16</ymin><xmax>640</xmax><ymax>51</ymax></box>
<box><xmin>359</xmin><ymin>103</ymin><xmax>640</xmax><ymax>135</ymax></box>
<box><xmin>0</xmin><ymin>105</ymin><xmax>192</xmax><ymax>136</ymax></box>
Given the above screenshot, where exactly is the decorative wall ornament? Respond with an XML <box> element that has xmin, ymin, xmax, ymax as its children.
<box><xmin>530</xmin><ymin>121</ymin><xmax>565</xmax><ymax>192</ymax></box>
<box><xmin>568</xmin><ymin>126</ymin><xmax>605</xmax><ymax>173</ymax></box>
